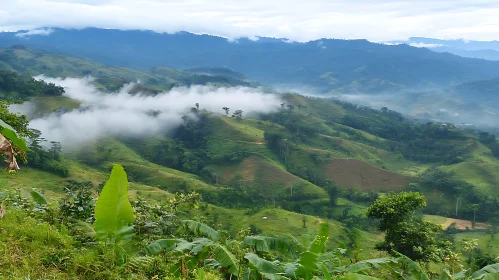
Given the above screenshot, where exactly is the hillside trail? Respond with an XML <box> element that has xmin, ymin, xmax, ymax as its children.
<box><xmin>217</xmin><ymin>138</ymin><xmax>266</xmax><ymax>145</ymax></box>
<box><xmin>441</xmin><ymin>218</ymin><xmax>488</xmax><ymax>230</ymax></box>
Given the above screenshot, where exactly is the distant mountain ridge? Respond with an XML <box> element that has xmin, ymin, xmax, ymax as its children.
<box><xmin>3</xmin><ymin>28</ymin><xmax>499</xmax><ymax>93</ymax></box>
<box><xmin>391</xmin><ymin>37</ymin><xmax>499</xmax><ymax>61</ymax></box>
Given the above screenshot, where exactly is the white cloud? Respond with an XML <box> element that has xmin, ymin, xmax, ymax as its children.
<box><xmin>1</xmin><ymin>0</ymin><xmax>499</xmax><ymax>42</ymax></box>
<box><xmin>20</xmin><ymin>76</ymin><xmax>281</xmax><ymax>147</ymax></box>
<box><xmin>409</xmin><ymin>42</ymin><xmax>445</xmax><ymax>48</ymax></box>
<box><xmin>15</xmin><ymin>28</ymin><xmax>54</xmax><ymax>37</ymax></box>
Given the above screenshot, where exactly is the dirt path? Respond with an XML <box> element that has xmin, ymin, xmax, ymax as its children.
<box><xmin>442</xmin><ymin>218</ymin><xmax>473</xmax><ymax>230</ymax></box>
<box><xmin>441</xmin><ymin>218</ymin><xmax>488</xmax><ymax>230</ymax></box>
<box><xmin>218</xmin><ymin>138</ymin><xmax>266</xmax><ymax>145</ymax></box>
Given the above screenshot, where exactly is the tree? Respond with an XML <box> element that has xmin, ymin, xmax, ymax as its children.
<box><xmin>367</xmin><ymin>192</ymin><xmax>449</xmax><ymax>263</ymax></box>
<box><xmin>232</xmin><ymin>110</ymin><xmax>243</xmax><ymax>121</ymax></box>
<box><xmin>324</xmin><ymin>180</ymin><xmax>341</xmax><ymax>207</ymax></box>
<box><xmin>222</xmin><ymin>106</ymin><xmax>230</xmax><ymax>116</ymax></box>
<box><xmin>470</xmin><ymin>203</ymin><xmax>480</xmax><ymax>223</ymax></box>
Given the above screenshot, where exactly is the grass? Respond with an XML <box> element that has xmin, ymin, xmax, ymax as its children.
<box><xmin>210</xmin><ymin>155</ymin><xmax>328</xmax><ymax>200</ymax></box>
<box><xmin>218</xmin><ymin>116</ymin><xmax>265</xmax><ymax>142</ymax></box>
<box><xmin>207</xmin><ymin>116</ymin><xmax>264</xmax><ymax>143</ymax></box>
<box><xmin>0</xmin><ymin>209</ymin><xmax>73</xmax><ymax>279</ymax></box>
<box><xmin>190</xmin><ymin>204</ymin><xmax>382</xmax><ymax>259</ymax></box>
<box><xmin>0</xmin><ymin>167</ymin><xmax>68</xmax><ymax>199</ymax></box>
<box><xmin>323</xmin><ymin>158</ymin><xmax>411</xmax><ymax>191</ymax></box>
<box><xmin>453</xmin><ymin>232</ymin><xmax>499</xmax><ymax>256</ymax></box>
<box><xmin>440</xmin><ymin>142</ymin><xmax>499</xmax><ymax>195</ymax></box>
<box><xmin>30</xmin><ymin>96</ymin><xmax>81</xmax><ymax>117</ymax></box>
<box><xmin>424</xmin><ymin>214</ymin><xmax>449</xmax><ymax>225</ymax></box>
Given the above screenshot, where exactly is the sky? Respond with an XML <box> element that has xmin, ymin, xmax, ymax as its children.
<box><xmin>1</xmin><ymin>0</ymin><xmax>499</xmax><ymax>42</ymax></box>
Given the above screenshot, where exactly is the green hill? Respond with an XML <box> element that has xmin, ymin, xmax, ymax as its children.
<box><xmin>2</xmin><ymin>47</ymin><xmax>499</xmax><ymax>277</ymax></box>
<box><xmin>0</xmin><ymin>46</ymin><xmax>257</xmax><ymax>95</ymax></box>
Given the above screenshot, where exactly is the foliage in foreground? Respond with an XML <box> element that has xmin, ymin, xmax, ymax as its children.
<box><xmin>1</xmin><ymin>164</ymin><xmax>499</xmax><ymax>279</ymax></box>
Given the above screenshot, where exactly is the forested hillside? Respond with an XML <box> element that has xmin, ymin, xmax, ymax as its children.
<box><xmin>4</xmin><ymin>28</ymin><xmax>499</xmax><ymax>92</ymax></box>
<box><xmin>1</xmin><ymin>47</ymin><xmax>499</xmax><ymax>279</ymax></box>
<box><xmin>0</xmin><ymin>46</ymin><xmax>257</xmax><ymax>92</ymax></box>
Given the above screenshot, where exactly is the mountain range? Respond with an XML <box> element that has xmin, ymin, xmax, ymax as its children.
<box><xmin>391</xmin><ymin>37</ymin><xmax>499</xmax><ymax>61</ymax></box>
<box><xmin>3</xmin><ymin>28</ymin><xmax>499</xmax><ymax>93</ymax></box>
<box><xmin>2</xmin><ymin>28</ymin><xmax>499</xmax><ymax>277</ymax></box>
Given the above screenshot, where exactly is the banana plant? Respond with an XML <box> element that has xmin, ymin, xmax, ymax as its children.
<box><xmin>144</xmin><ymin>220</ymin><xmax>240</xmax><ymax>278</ymax></box>
<box><xmin>75</xmin><ymin>164</ymin><xmax>136</xmax><ymax>265</ymax></box>
<box><xmin>0</xmin><ymin>118</ymin><xmax>29</xmax><ymax>171</ymax></box>
<box><xmin>243</xmin><ymin>223</ymin><xmax>331</xmax><ymax>280</ymax></box>
<box><xmin>470</xmin><ymin>263</ymin><xmax>499</xmax><ymax>280</ymax></box>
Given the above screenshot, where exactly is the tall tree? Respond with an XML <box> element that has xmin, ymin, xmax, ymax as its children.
<box><xmin>367</xmin><ymin>192</ymin><xmax>450</xmax><ymax>263</ymax></box>
<box><xmin>232</xmin><ymin>110</ymin><xmax>243</xmax><ymax>121</ymax></box>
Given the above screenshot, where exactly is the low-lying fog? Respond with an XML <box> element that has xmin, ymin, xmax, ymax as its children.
<box><xmin>10</xmin><ymin>77</ymin><xmax>282</xmax><ymax>147</ymax></box>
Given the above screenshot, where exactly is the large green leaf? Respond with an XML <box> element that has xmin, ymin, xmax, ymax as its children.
<box><xmin>262</xmin><ymin>273</ymin><xmax>290</xmax><ymax>280</ymax></box>
<box><xmin>396</xmin><ymin>254</ymin><xmax>430</xmax><ymax>280</ymax></box>
<box><xmin>296</xmin><ymin>251</ymin><xmax>319</xmax><ymax>280</ymax></box>
<box><xmin>343</xmin><ymin>273</ymin><xmax>382</xmax><ymax>279</ymax></box>
<box><xmin>30</xmin><ymin>189</ymin><xmax>47</xmax><ymax>205</ymax></box>
<box><xmin>309</xmin><ymin>223</ymin><xmax>329</xmax><ymax>254</ymax></box>
<box><xmin>452</xmin><ymin>270</ymin><xmax>468</xmax><ymax>279</ymax></box>
<box><xmin>244</xmin><ymin>236</ymin><xmax>270</xmax><ymax>252</ymax></box>
<box><xmin>174</xmin><ymin>238</ymin><xmax>213</xmax><ymax>253</ymax></box>
<box><xmin>244</xmin><ymin>236</ymin><xmax>290</xmax><ymax>253</ymax></box>
<box><xmin>93</xmin><ymin>164</ymin><xmax>135</xmax><ymax>237</ymax></box>
<box><xmin>182</xmin><ymin>220</ymin><xmax>220</xmax><ymax>241</ymax></box>
<box><xmin>472</xmin><ymin>263</ymin><xmax>499</xmax><ymax>279</ymax></box>
<box><xmin>286</xmin><ymin>233</ymin><xmax>307</xmax><ymax>252</ymax></box>
<box><xmin>320</xmin><ymin>263</ymin><xmax>331</xmax><ymax>280</ymax></box>
<box><xmin>284</xmin><ymin>262</ymin><xmax>298</xmax><ymax>278</ymax></box>
<box><xmin>245</xmin><ymin>253</ymin><xmax>283</xmax><ymax>274</ymax></box>
<box><xmin>0</xmin><ymin>119</ymin><xmax>29</xmax><ymax>151</ymax></box>
<box><xmin>143</xmin><ymin>239</ymin><xmax>180</xmax><ymax>255</ymax></box>
<box><xmin>211</xmin><ymin>243</ymin><xmax>240</xmax><ymax>275</ymax></box>
<box><xmin>345</xmin><ymin>258</ymin><xmax>397</xmax><ymax>274</ymax></box>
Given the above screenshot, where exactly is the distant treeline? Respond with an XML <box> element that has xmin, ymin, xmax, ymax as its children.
<box><xmin>0</xmin><ymin>70</ymin><xmax>65</xmax><ymax>100</ymax></box>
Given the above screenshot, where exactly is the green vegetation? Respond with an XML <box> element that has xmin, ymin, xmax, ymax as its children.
<box><xmin>0</xmin><ymin>69</ymin><xmax>65</xmax><ymax>100</ymax></box>
<box><xmin>1</xmin><ymin>165</ymin><xmax>498</xmax><ymax>279</ymax></box>
<box><xmin>367</xmin><ymin>192</ymin><xmax>451</xmax><ymax>263</ymax></box>
<box><xmin>0</xmin><ymin>47</ymin><xmax>258</xmax><ymax>92</ymax></box>
<box><xmin>2</xmin><ymin>46</ymin><xmax>499</xmax><ymax>278</ymax></box>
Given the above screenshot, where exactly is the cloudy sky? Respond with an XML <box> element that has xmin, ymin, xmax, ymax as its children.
<box><xmin>1</xmin><ymin>0</ymin><xmax>499</xmax><ymax>42</ymax></box>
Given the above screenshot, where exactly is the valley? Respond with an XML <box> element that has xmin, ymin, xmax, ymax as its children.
<box><xmin>1</xmin><ymin>37</ymin><xmax>499</xmax><ymax>279</ymax></box>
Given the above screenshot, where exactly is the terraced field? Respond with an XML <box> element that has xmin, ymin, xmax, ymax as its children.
<box><xmin>324</xmin><ymin>158</ymin><xmax>412</xmax><ymax>191</ymax></box>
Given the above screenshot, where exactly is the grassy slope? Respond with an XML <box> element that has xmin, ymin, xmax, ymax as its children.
<box><xmin>4</xmin><ymin>49</ymin><xmax>499</xmax><ymax>259</ymax></box>
<box><xmin>189</xmin><ymin>204</ymin><xmax>382</xmax><ymax>259</ymax></box>
<box><xmin>440</xmin><ymin>142</ymin><xmax>499</xmax><ymax>195</ymax></box>
<box><xmin>205</xmin><ymin>99</ymin><xmax>495</xmax><ymax>218</ymax></box>
<box><xmin>453</xmin><ymin>232</ymin><xmax>499</xmax><ymax>256</ymax></box>
<box><xmin>1</xmin><ymin>159</ymin><xmax>379</xmax><ymax>256</ymax></box>
<box><xmin>0</xmin><ymin>48</ymin><xmax>254</xmax><ymax>92</ymax></box>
